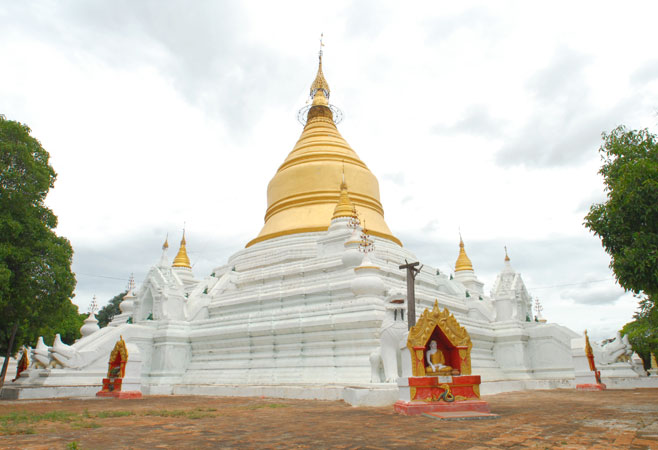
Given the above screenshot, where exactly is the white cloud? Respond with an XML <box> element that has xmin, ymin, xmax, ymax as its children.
<box><xmin>2</xmin><ymin>0</ymin><xmax>656</xmax><ymax>340</ymax></box>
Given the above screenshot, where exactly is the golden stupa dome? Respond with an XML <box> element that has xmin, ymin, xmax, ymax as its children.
<box><xmin>172</xmin><ymin>231</ymin><xmax>191</xmax><ymax>269</ymax></box>
<box><xmin>455</xmin><ymin>237</ymin><xmax>474</xmax><ymax>272</ymax></box>
<box><xmin>246</xmin><ymin>53</ymin><xmax>400</xmax><ymax>247</ymax></box>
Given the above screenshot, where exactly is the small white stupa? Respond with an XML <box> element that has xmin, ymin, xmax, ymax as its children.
<box><xmin>79</xmin><ymin>296</ymin><xmax>100</xmax><ymax>338</ymax></box>
<box><xmin>119</xmin><ymin>274</ymin><xmax>137</xmax><ymax>316</ymax></box>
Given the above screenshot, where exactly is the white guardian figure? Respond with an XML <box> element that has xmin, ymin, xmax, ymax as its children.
<box><xmin>370</xmin><ymin>288</ymin><xmax>408</xmax><ymax>383</ymax></box>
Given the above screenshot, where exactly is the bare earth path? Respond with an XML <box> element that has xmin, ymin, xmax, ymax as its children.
<box><xmin>1</xmin><ymin>389</ymin><xmax>657</xmax><ymax>449</ymax></box>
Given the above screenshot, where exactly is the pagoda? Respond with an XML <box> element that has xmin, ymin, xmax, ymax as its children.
<box><xmin>8</xmin><ymin>47</ymin><xmax>622</xmax><ymax>405</ymax></box>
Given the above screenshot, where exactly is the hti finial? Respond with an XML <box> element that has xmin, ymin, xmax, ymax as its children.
<box><xmin>128</xmin><ymin>273</ymin><xmax>135</xmax><ymax>293</ymax></box>
<box><xmin>341</xmin><ymin>160</ymin><xmax>346</xmax><ymax>186</ymax></box>
<box><xmin>319</xmin><ymin>33</ymin><xmax>324</xmax><ymax>60</ymax></box>
<box><xmin>89</xmin><ymin>295</ymin><xmax>98</xmax><ymax>315</ymax></box>
<box><xmin>504</xmin><ymin>246</ymin><xmax>510</xmax><ymax>262</ymax></box>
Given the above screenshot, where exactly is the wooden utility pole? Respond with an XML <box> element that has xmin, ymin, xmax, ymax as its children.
<box><xmin>399</xmin><ymin>260</ymin><xmax>422</xmax><ymax>330</ymax></box>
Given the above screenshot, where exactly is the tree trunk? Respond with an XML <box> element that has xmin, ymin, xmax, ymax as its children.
<box><xmin>0</xmin><ymin>323</ymin><xmax>19</xmax><ymax>390</ymax></box>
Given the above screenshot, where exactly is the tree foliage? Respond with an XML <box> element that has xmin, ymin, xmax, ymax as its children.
<box><xmin>621</xmin><ymin>297</ymin><xmax>657</xmax><ymax>369</ymax></box>
<box><xmin>96</xmin><ymin>291</ymin><xmax>127</xmax><ymax>328</ymax></box>
<box><xmin>0</xmin><ymin>116</ymin><xmax>78</xmax><ymax>355</ymax></box>
<box><xmin>585</xmin><ymin>125</ymin><xmax>658</xmax><ymax>299</ymax></box>
<box><xmin>585</xmin><ymin>125</ymin><xmax>658</xmax><ymax>365</ymax></box>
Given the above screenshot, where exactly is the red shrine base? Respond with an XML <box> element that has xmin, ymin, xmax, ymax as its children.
<box><xmin>395</xmin><ymin>399</ymin><xmax>491</xmax><ymax>416</ymax></box>
<box><xmin>96</xmin><ymin>390</ymin><xmax>142</xmax><ymax>399</ymax></box>
<box><xmin>395</xmin><ymin>375</ymin><xmax>491</xmax><ymax>416</ymax></box>
<box><xmin>576</xmin><ymin>383</ymin><xmax>607</xmax><ymax>391</ymax></box>
<box><xmin>96</xmin><ymin>377</ymin><xmax>142</xmax><ymax>399</ymax></box>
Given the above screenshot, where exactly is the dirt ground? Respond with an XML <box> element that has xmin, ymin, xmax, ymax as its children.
<box><xmin>0</xmin><ymin>388</ymin><xmax>657</xmax><ymax>449</ymax></box>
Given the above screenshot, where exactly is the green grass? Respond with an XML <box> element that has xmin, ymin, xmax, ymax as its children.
<box><xmin>0</xmin><ymin>409</ymin><xmax>138</xmax><ymax>435</ymax></box>
<box><xmin>71</xmin><ymin>421</ymin><xmax>102</xmax><ymax>429</ymax></box>
<box><xmin>0</xmin><ymin>410</ymin><xmax>77</xmax><ymax>424</ymax></box>
<box><xmin>0</xmin><ymin>405</ymin><xmax>225</xmax><ymax>435</ymax></box>
<box><xmin>66</xmin><ymin>442</ymin><xmax>80</xmax><ymax>450</ymax></box>
<box><xmin>92</xmin><ymin>410</ymin><xmax>134</xmax><ymax>418</ymax></box>
<box><xmin>0</xmin><ymin>411</ymin><xmax>78</xmax><ymax>435</ymax></box>
<box><xmin>0</xmin><ymin>425</ymin><xmax>36</xmax><ymax>435</ymax></box>
<box><xmin>144</xmin><ymin>407</ymin><xmax>220</xmax><ymax>419</ymax></box>
<box><xmin>245</xmin><ymin>403</ymin><xmax>289</xmax><ymax>410</ymax></box>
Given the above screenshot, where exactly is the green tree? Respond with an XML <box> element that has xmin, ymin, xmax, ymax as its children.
<box><xmin>0</xmin><ymin>115</ymin><xmax>77</xmax><ymax>387</ymax></box>
<box><xmin>96</xmin><ymin>291</ymin><xmax>127</xmax><ymax>328</ymax></box>
<box><xmin>621</xmin><ymin>297</ymin><xmax>657</xmax><ymax>369</ymax></box>
<box><xmin>585</xmin><ymin>125</ymin><xmax>658</xmax><ymax>299</ymax></box>
<box><xmin>584</xmin><ymin>125</ymin><xmax>658</xmax><ymax>366</ymax></box>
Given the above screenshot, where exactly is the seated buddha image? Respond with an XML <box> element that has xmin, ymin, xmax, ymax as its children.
<box><xmin>425</xmin><ymin>340</ymin><xmax>453</xmax><ymax>375</ymax></box>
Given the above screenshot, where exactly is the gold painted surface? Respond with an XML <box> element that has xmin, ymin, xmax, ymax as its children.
<box><xmin>473</xmin><ymin>384</ymin><xmax>480</xmax><ymax>398</ymax></box>
<box><xmin>414</xmin><ymin>349</ymin><xmax>427</xmax><ymax>377</ymax></box>
<box><xmin>172</xmin><ymin>232</ymin><xmax>191</xmax><ymax>268</ymax></box>
<box><xmin>407</xmin><ymin>300</ymin><xmax>473</xmax><ymax>376</ymax></box>
<box><xmin>246</xmin><ymin>58</ymin><xmax>400</xmax><ymax>248</ymax></box>
<box><xmin>455</xmin><ymin>238</ymin><xmax>474</xmax><ymax>272</ymax></box>
<box><xmin>410</xmin><ymin>386</ymin><xmax>417</xmax><ymax>401</ymax></box>
<box><xmin>108</xmin><ymin>336</ymin><xmax>128</xmax><ymax>378</ymax></box>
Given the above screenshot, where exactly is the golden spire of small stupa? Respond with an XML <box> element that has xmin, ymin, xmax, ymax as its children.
<box><xmin>455</xmin><ymin>234</ymin><xmax>474</xmax><ymax>272</ymax></box>
<box><xmin>310</xmin><ymin>33</ymin><xmax>330</xmax><ymax>100</ymax></box>
<box><xmin>172</xmin><ymin>229</ymin><xmax>191</xmax><ymax>269</ymax></box>
<box><xmin>162</xmin><ymin>234</ymin><xmax>169</xmax><ymax>251</ymax></box>
<box><xmin>504</xmin><ymin>246</ymin><xmax>510</xmax><ymax>262</ymax></box>
<box><xmin>332</xmin><ymin>167</ymin><xmax>356</xmax><ymax>220</ymax></box>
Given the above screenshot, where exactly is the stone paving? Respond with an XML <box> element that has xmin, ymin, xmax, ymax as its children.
<box><xmin>0</xmin><ymin>389</ymin><xmax>657</xmax><ymax>449</ymax></box>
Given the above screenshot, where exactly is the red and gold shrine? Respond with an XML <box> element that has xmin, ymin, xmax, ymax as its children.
<box><xmin>394</xmin><ymin>301</ymin><xmax>491</xmax><ymax>415</ymax></box>
<box><xmin>96</xmin><ymin>336</ymin><xmax>142</xmax><ymax>399</ymax></box>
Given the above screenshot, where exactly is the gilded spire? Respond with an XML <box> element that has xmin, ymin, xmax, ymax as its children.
<box><xmin>332</xmin><ymin>177</ymin><xmax>356</xmax><ymax>220</ymax></box>
<box><xmin>172</xmin><ymin>230</ymin><xmax>191</xmax><ymax>269</ymax></box>
<box><xmin>310</xmin><ymin>33</ymin><xmax>330</xmax><ymax>99</ymax></box>
<box><xmin>455</xmin><ymin>236</ymin><xmax>474</xmax><ymax>272</ymax></box>
<box><xmin>162</xmin><ymin>234</ymin><xmax>169</xmax><ymax>251</ymax></box>
<box><xmin>246</xmin><ymin>41</ymin><xmax>401</xmax><ymax>248</ymax></box>
<box><xmin>504</xmin><ymin>246</ymin><xmax>510</xmax><ymax>262</ymax></box>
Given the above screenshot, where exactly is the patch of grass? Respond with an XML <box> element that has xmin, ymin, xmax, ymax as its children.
<box><xmin>66</xmin><ymin>442</ymin><xmax>80</xmax><ymax>450</ymax></box>
<box><xmin>143</xmin><ymin>408</ymin><xmax>220</xmax><ymax>419</ymax></box>
<box><xmin>93</xmin><ymin>410</ymin><xmax>134</xmax><ymax>418</ymax></box>
<box><xmin>0</xmin><ymin>410</ymin><xmax>77</xmax><ymax>425</ymax></box>
<box><xmin>144</xmin><ymin>409</ymin><xmax>189</xmax><ymax>418</ymax></box>
<box><xmin>246</xmin><ymin>403</ymin><xmax>289</xmax><ymax>410</ymax></box>
<box><xmin>0</xmin><ymin>425</ymin><xmax>36</xmax><ymax>436</ymax></box>
<box><xmin>185</xmin><ymin>412</ymin><xmax>215</xmax><ymax>419</ymax></box>
<box><xmin>71</xmin><ymin>421</ymin><xmax>102</xmax><ymax>429</ymax></box>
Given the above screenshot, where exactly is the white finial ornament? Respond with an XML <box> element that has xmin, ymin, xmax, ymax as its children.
<box><xmin>120</xmin><ymin>274</ymin><xmax>137</xmax><ymax>315</ymax></box>
<box><xmin>80</xmin><ymin>295</ymin><xmax>100</xmax><ymax>338</ymax></box>
<box><xmin>534</xmin><ymin>297</ymin><xmax>546</xmax><ymax>323</ymax></box>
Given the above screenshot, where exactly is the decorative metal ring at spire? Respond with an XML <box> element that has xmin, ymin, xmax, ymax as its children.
<box><xmin>297</xmin><ymin>104</ymin><xmax>343</xmax><ymax>126</ymax></box>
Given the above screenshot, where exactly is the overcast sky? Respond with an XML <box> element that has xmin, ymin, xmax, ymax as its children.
<box><xmin>2</xmin><ymin>1</ymin><xmax>657</xmax><ymax>341</ymax></box>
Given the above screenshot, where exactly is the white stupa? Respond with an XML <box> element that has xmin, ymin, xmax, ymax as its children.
<box><xmin>5</xmin><ymin>50</ymin><xmax>656</xmax><ymax>402</ymax></box>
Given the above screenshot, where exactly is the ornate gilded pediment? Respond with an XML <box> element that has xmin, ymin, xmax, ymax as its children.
<box><xmin>407</xmin><ymin>300</ymin><xmax>472</xmax><ymax>376</ymax></box>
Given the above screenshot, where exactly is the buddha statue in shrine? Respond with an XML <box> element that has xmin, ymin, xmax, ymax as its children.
<box><xmin>425</xmin><ymin>340</ymin><xmax>453</xmax><ymax>375</ymax></box>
